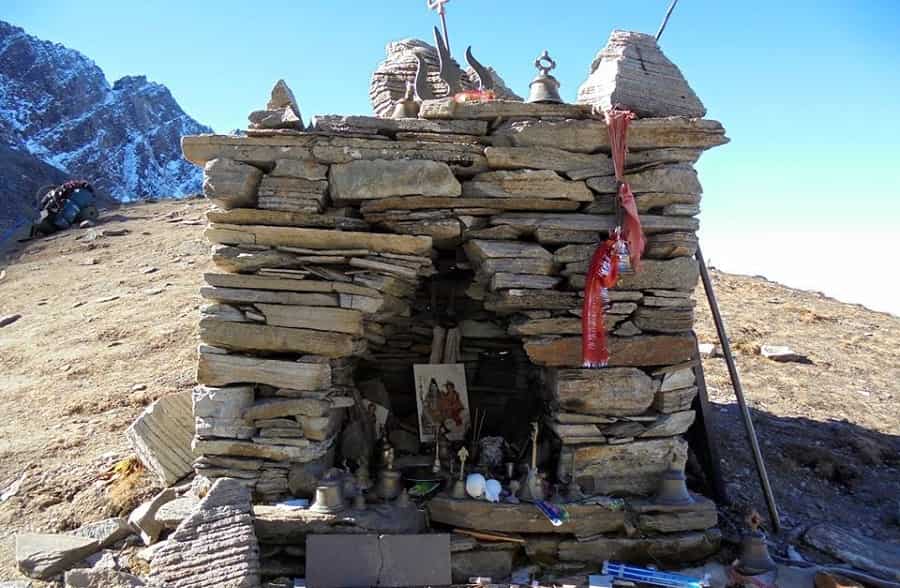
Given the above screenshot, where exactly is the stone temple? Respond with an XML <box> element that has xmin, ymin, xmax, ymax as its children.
<box><xmin>168</xmin><ymin>28</ymin><xmax>729</xmax><ymax>586</ymax></box>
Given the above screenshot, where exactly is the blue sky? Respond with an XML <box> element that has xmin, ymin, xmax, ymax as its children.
<box><xmin>4</xmin><ymin>1</ymin><xmax>899</xmax><ymax>314</ymax></box>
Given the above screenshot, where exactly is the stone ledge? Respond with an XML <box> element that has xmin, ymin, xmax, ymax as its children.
<box><xmin>428</xmin><ymin>495</ymin><xmax>625</xmax><ymax>538</ymax></box>
<box><xmin>253</xmin><ymin>503</ymin><xmax>426</xmax><ymax>544</ymax></box>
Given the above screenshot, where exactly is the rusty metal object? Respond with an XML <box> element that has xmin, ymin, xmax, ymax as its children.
<box><xmin>527</xmin><ymin>51</ymin><xmax>563</xmax><ymax>104</ymax></box>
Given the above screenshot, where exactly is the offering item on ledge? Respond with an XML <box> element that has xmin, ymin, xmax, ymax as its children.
<box><xmin>518</xmin><ymin>421</ymin><xmax>544</xmax><ymax>501</ymax></box>
<box><xmin>450</xmin><ymin>446</ymin><xmax>469</xmax><ymax>498</ymax></box>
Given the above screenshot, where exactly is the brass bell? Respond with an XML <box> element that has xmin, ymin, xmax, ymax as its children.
<box><xmin>526</xmin><ymin>50</ymin><xmax>563</xmax><ymax>104</ymax></box>
<box><xmin>309</xmin><ymin>479</ymin><xmax>346</xmax><ymax>514</ymax></box>
<box><xmin>736</xmin><ymin>530</ymin><xmax>777</xmax><ymax>576</ymax></box>
<box><xmin>735</xmin><ymin>511</ymin><xmax>777</xmax><ymax>576</ymax></box>
<box><xmin>653</xmin><ymin>454</ymin><xmax>694</xmax><ymax>507</ymax></box>
<box><xmin>375</xmin><ymin>468</ymin><xmax>403</xmax><ymax>501</ymax></box>
<box><xmin>391</xmin><ymin>81</ymin><xmax>420</xmax><ymax>119</ymax></box>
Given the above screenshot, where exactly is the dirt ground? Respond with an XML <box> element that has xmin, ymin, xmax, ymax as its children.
<box><xmin>0</xmin><ymin>198</ymin><xmax>898</xmax><ymax>581</ymax></box>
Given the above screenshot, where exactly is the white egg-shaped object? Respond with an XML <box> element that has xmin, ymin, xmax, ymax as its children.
<box><xmin>466</xmin><ymin>473</ymin><xmax>486</xmax><ymax>499</ymax></box>
<box><xmin>484</xmin><ymin>478</ymin><xmax>502</xmax><ymax>503</ymax></box>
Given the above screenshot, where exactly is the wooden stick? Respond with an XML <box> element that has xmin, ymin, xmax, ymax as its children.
<box><xmin>453</xmin><ymin>528</ymin><xmax>525</xmax><ymax>544</ymax></box>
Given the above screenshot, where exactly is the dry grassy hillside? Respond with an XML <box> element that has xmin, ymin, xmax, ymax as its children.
<box><xmin>0</xmin><ymin>199</ymin><xmax>897</xmax><ymax>581</ymax></box>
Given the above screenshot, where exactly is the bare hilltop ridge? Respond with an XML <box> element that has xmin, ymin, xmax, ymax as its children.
<box><xmin>0</xmin><ymin>199</ymin><xmax>898</xmax><ymax>582</ymax></box>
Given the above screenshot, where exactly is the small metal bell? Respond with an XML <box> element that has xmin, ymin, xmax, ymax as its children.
<box><xmin>391</xmin><ymin>81</ymin><xmax>420</xmax><ymax>119</ymax></box>
<box><xmin>450</xmin><ymin>479</ymin><xmax>467</xmax><ymax>499</ymax></box>
<box><xmin>653</xmin><ymin>455</ymin><xmax>694</xmax><ymax>507</ymax></box>
<box><xmin>374</xmin><ymin>468</ymin><xmax>403</xmax><ymax>500</ymax></box>
<box><xmin>616</xmin><ymin>238</ymin><xmax>634</xmax><ymax>275</ymax></box>
<box><xmin>735</xmin><ymin>511</ymin><xmax>777</xmax><ymax>576</ymax></box>
<box><xmin>736</xmin><ymin>531</ymin><xmax>777</xmax><ymax>576</ymax></box>
<box><xmin>527</xmin><ymin>50</ymin><xmax>563</xmax><ymax>104</ymax></box>
<box><xmin>309</xmin><ymin>480</ymin><xmax>346</xmax><ymax>514</ymax></box>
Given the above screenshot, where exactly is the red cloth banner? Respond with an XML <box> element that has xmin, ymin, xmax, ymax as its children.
<box><xmin>581</xmin><ymin>108</ymin><xmax>645</xmax><ymax>367</ymax></box>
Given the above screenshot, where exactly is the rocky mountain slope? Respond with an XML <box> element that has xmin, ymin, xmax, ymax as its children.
<box><xmin>0</xmin><ymin>20</ymin><xmax>211</xmax><ymax>236</ymax></box>
<box><xmin>0</xmin><ymin>199</ymin><xmax>897</xmax><ymax>582</ymax></box>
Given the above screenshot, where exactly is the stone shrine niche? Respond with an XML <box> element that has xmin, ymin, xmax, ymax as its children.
<box><xmin>182</xmin><ymin>29</ymin><xmax>728</xmax><ymax>573</ymax></box>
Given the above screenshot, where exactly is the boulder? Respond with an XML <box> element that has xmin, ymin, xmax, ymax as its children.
<box><xmin>576</xmin><ymin>30</ymin><xmax>706</xmax><ymax>118</ymax></box>
<box><xmin>15</xmin><ymin>533</ymin><xmax>100</xmax><ymax>580</ymax></box>
<box><xmin>203</xmin><ymin>158</ymin><xmax>262</xmax><ymax>210</ymax></box>
<box><xmin>330</xmin><ymin>159</ymin><xmax>461</xmax><ymax>200</ymax></box>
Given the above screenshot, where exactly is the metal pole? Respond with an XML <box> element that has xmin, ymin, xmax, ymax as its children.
<box><xmin>440</xmin><ymin>11</ymin><xmax>450</xmax><ymax>54</ymax></box>
<box><xmin>655</xmin><ymin>0</ymin><xmax>680</xmax><ymax>41</ymax></box>
<box><xmin>695</xmin><ymin>245</ymin><xmax>781</xmax><ymax>533</ymax></box>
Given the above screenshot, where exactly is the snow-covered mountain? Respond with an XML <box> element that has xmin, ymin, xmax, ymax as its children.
<box><xmin>0</xmin><ymin>19</ymin><xmax>211</xmax><ymax>235</ymax></box>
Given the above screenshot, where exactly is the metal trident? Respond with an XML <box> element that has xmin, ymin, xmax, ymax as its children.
<box><xmin>427</xmin><ymin>0</ymin><xmax>451</xmax><ymax>53</ymax></box>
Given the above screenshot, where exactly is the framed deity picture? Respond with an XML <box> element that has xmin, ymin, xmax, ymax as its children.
<box><xmin>413</xmin><ymin>363</ymin><xmax>470</xmax><ymax>443</ymax></box>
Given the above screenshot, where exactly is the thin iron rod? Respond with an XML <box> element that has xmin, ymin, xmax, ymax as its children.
<box><xmin>440</xmin><ymin>11</ymin><xmax>450</xmax><ymax>54</ymax></box>
<box><xmin>655</xmin><ymin>0</ymin><xmax>680</xmax><ymax>41</ymax></box>
<box><xmin>689</xmin><ymin>336</ymin><xmax>730</xmax><ymax>504</ymax></box>
<box><xmin>695</xmin><ymin>245</ymin><xmax>781</xmax><ymax>533</ymax></box>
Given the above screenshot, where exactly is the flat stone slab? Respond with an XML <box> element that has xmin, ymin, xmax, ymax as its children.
<box><xmin>125</xmin><ymin>391</ymin><xmax>194</xmax><ymax>485</ymax></box>
<box><xmin>805</xmin><ymin>523</ymin><xmax>900</xmax><ymax>581</ymax></box>
<box><xmin>69</xmin><ymin>518</ymin><xmax>132</xmax><ymax>549</ymax></box>
<box><xmin>631</xmin><ymin>495</ymin><xmax>719</xmax><ymax>534</ymax></box>
<box><xmin>306</xmin><ymin>534</ymin><xmax>450</xmax><ymax>588</ymax></box>
<box><xmin>547</xmin><ymin>368</ymin><xmax>656</xmax><ymax>417</ymax></box>
<box><xmin>330</xmin><ymin>159</ymin><xmax>461</xmax><ymax>201</ymax></box>
<box><xmin>15</xmin><ymin>533</ymin><xmax>99</xmax><ymax>580</ymax></box>
<box><xmin>558</xmin><ymin>529</ymin><xmax>721</xmax><ymax>564</ymax></box>
<box><xmin>563</xmin><ymin>437</ymin><xmax>688</xmax><ymax>495</ymax></box>
<box><xmin>312</xmin><ymin>114</ymin><xmax>488</xmax><ymax>136</ymax></box>
<box><xmin>419</xmin><ymin>98</ymin><xmax>593</xmax><ymax>120</ymax></box>
<box><xmin>253</xmin><ymin>503</ymin><xmax>426</xmax><ymax>544</ymax></box>
<box><xmin>525</xmin><ymin>334</ymin><xmax>695</xmax><ymax>368</ymax></box>
<box><xmin>428</xmin><ymin>495</ymin><xmax>624</xmax><ymax>538</ymax></box>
